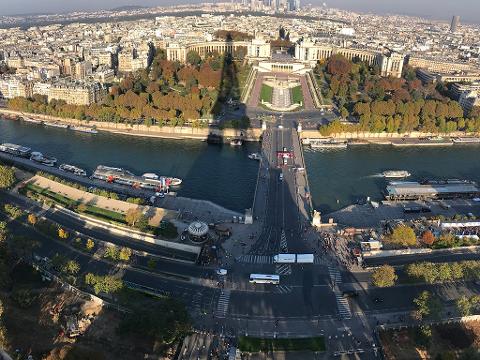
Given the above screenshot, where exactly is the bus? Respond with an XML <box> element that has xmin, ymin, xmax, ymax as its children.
<box><xmin>249</xmin><ymin>274</ymin><xmax>280</xmax><ymax>285</ymax></box>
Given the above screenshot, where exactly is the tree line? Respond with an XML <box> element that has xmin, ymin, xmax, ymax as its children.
<box><xmin>7</xmin><ymin>48</ymin><xmax>250</xmax><ymax>128</ymax></box>
<box><xmin>316</xmin><ymin>55</ymin><xmax>480</xmax><ymax>135</ymax></box>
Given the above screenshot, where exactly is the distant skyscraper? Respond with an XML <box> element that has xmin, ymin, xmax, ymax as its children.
<box><xmin>450</xmin><ymin>15</ymin><xmax>460</xmax><ymax>32</ymax></box>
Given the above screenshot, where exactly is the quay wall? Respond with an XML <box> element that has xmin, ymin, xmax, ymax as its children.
<box><xmin>0</xmin><ymin>109</ymin><xmax>263</xmax><ymax>141</ymax></box>
<box><xmin>299</xmin><ymin>129</ymin><xmax>479</xmax><ymax>140</ymax></box>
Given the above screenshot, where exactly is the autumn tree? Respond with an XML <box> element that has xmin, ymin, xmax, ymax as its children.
<box><xmin>0</xmin><ymin>166</ymin><xmax>15</xmax><ymax>189</ymax></box>
<box><xmin>385</xmin><ymin>225</ymin><xmax>417</xmax><ymax>247</ymax></box>
<box><xmin>421</xmin><ymin>230</ymin><xmax>435</xmax><ymax>246</ymax></box>
<box><xmin>371</xmin><ymin>265</ymin><xmax>397</xmax><ymax>287</ymax></box>
<box><xmin>414</xmin><ymin>291</ymin><xmax>443</xmax><ymax>320</ymax></box>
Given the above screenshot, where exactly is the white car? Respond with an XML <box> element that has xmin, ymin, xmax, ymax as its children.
<box><xmin>216</xmin><ymin>269</ymin><xmax>228</xmax><ymax>276</ymax></box>
<box><xmin>279</xmin><ymin>173</ymin><xmax>284</xmax><ymax>181</ymax></box>
<box><xmin>278</xmin><ymin>125</ymin><xmax>284</xmax><ymax>129</ymax></box>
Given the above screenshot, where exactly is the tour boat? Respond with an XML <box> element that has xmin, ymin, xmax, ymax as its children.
<box><xmin>59</xmin><ymin>163</ymin><xmax>87</xmax><ymax>177</ymax></box>
<box><xmin>310</xmin><ymin>140</ymin><xmax>347</xmax><ymax>149</ymax></box>
<box><xmin>30</xmin><ymin>151</ymin><xmax>57</xmax><ymax>167</ymax></box>
<box><xmin>382</xmin><ymin>170</ymin><xmax>411</xmax><ymax>179</ymax></box>
<box><xmin>0</xmin><ymin>143</ymin><xmax>32</xmax><ymax>157</ymax></box>
<box><xmin>452</xmin><ymin>137</ymin><xmax>480</xmax><ymax>144</ymax></box>
<box><xmin>142</xmin><ymin>173</ymin><xmax>182</xmax><ymax>186</ymax></box>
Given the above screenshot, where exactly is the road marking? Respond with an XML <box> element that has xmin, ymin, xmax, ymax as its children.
<box><xmin>237</xmin><ymin>255</ymin><xmax>273</xmax><ymax>264</ymax></box>
<box><xmin>328</xmin><ymin>266</ymin><xmax>342</xmax><ymax>285</ymax></box>
<box><xmin>335</xmin><ymin>293</ymin><xmax>352</xmax><ymax>319</ymax></box>
<box><xmin>275</xmin><ymin>263</ymin><xmax>292</xmax><ymax>275</ymax></box>
<box><xmin>275</xmin><ymin>285</ymin><xmax>293</xmax><ymax>294</ymax></box>
<box><xmin>215</xmin><ymin>289</ymin><xmax>231</xmax><ymax>318</ymax></box>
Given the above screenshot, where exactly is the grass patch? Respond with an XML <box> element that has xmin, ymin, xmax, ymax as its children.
<box><xmin>238</xmin><ymin>336</ymin><xmax>325</xmax><ymax>352</ymax></box>
<box><xmin>84</xmin><ymin>205</ymin><xmax>126</xmax><ymax>224</ymax></box>
<box><xmin>22</xmin><ymin>183</ymin><xmax>76</xmax><ymax>208</ymax></box>
<box><xmin>260</xmin><ymin>84</ymin><xmax>273</xmax><ymax>103</ymax></box>
<box><xmin>291</xmin><ymin>86</ymin><xmax>304</xmax><ymax>104</ymax></box>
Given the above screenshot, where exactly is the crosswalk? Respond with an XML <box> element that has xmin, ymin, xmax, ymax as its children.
<box><xmin>280</xmin><ymin>230</ymin><xmax>288</xmax><ymax>252</ymax></box>
<box><xmin>335</xmin><ymin>293</ymin><xmax>352</xmax><ymax>319</ymax></box>
<box><xmin>275</xmin><ymin>285</ymin><xmax>293</xmax><ymax>294</ymax></box>
<box><xmin>328</xmin><ymin>265</ymin><xmax>342</xmax><ymax>285</ymax></box>
<box><xmin>215</xmin><ymin>290</ymin><xmax>231</xmax><ymax>318</ymax></box>
<box><xmin>237</xmin><ymin>254</ymin><xmax>273</xmax><ymax>264</ymax></box>
<box><xmin>275</xmin><ymin>263</ymin><xmax>292</xmax><ymax>275</ymax></box>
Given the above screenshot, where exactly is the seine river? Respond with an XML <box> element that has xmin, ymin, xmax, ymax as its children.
<box><xmin>304</xmin><ymin>146</ymin><xmax>480</xmax><ymax>214</ymax></box>
<box><xmin>0</xmin><ymin>119</ymin><xmax>260</xmax><ymax>212</ymax></box>
<box><xmin>2</xmin><ymin>118</ymin><xmax>480</xmax><ymax>214</ymax></box>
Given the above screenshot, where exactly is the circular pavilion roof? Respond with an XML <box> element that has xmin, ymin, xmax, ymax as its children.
<box><xmin>187</xmin><ymin>221</ymin><xmax>209</xmax><ymax>237</ymax></box>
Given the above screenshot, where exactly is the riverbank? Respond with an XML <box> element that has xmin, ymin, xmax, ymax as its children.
<box><xmin>0</xmin><ymin>108</ymin><xmax>263</xmax><ymax>142</ymax></box>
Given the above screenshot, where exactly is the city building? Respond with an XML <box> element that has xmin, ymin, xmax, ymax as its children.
<box><xmin>450</xmin><ymin>15</ymin><xmax>460</xmax><ymax>33</ymax></box>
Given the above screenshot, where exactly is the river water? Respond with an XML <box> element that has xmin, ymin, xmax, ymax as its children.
<box><xmin>0</xmin><ymin>119</ymin><xmax>260</xmax><ymax>212</ymax></box>
<box><xmin>304</xmin><ymin>146</ymin><xmax>480</xmax><ymax>214</ymax></box>
<box><xmin>2</xmin><ymin>118</ymin><xmax>480</xmax><ymax>215</ymax></box>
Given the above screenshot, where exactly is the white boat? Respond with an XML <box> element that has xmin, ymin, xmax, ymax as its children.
<box><xmin>452</xmin><ymin>137</ymin><xmax>480</xmax><ymax>144</ymax></box>
<box><xmin>142</xmin><ymin>173</ymin><xmax>182</xmax><ymax>186</ymax></box>
<box><xmin>30</xmin><ymin>151</ymin><xmax>57</xmax><ymax>167</ymax></box>
<box><xmin>0</xmin><ymin>143</ymin><xmax>32</xmax><ymax>157</ymax></box>
<box><xmin>142</xmin><ymin>173</ymin><xmax>159</xmax><ymax>180</ymax></box>
<box><xmin>71</xmin><ymin>125</ymin><xmax>98</xmax><ymax>134</ymax></box>
<box><xmin>248</xmin><ymin>153</ymin><xmax>261</xmax><ymax>160</ymax></box>
<box><xmin>44</xmin><ymin>122</ymin><xmax>69</xmax><ymax>129</ymax></box>
<box><xmin>230</xmin><ymin>139</ymin><xmax>243</xmax><ymax>146</ymax></box>
<box><xmin>22</xmin><ymin>117</ymin><xmax>43</xmax><ymax>125</ymax></box>
<box><xmin>382</xmin><ymin>170</ymin><xmax>411</xmax><ymax>179</ymax></box>
<box><xmin>59</xmin><ymin>163</ymin><xmax>87</xmax><ymax>177</ymax></box>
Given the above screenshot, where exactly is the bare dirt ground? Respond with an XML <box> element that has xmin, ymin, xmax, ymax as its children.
<box><xmin>379</xmin><ymin>321</ymin><xmax>480</xmax><ymax>359</ymax></box>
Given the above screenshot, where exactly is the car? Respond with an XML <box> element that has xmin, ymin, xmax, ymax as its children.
<box><xmin>278</xmin><ymin>125</ymin><xmax>284</xmax><ymax>129</ymax></box>
<box><xmin>155</xmin><ymin>191</ymin><xmax>165</xmax><ymax>198</ymax></box>
<box><xmin>279</xmin><ymin>173</ymin><xmax>284</xmax><ymax>181</ymax></box>
<box><xmin>283</xmin><ymin>157</ymin><xmax>288</xmax><ymax>165</ymax></box>
<box><xmin>373</xmin><ymin>297</ymin><xmax>384</xmax><ymax>303</ymax></box>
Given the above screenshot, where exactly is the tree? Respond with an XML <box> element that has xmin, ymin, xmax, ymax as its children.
<box><xmin>27</xmin><ymin>213</ymin><xmax>37</xmax><ymax>226</ymax></box>
<box><xmin>119</xmin><ymin>247</ymin><xmax>132</xmax><ymax>262</ymax></box>
<box><xmin>84</xmin><ymin>273</ymin><xmax>123</xmax><ymax>295</ymax></box>
<box><xmin>58</xmin><ymin>227</ymin><xmax>69</xmax><ymax>239</ymax></box>
<box><xmin>125</xmin><ymin>208</ymin><xmax>143</xmax><ymax>227</ymax></box>
<box><xmin>456</xmin><ymin>295</ymin><xmax>480</xmax><ymax>317</ymax></box>
<box><xmin>103</xmin><ymin>246</ymin><xmax>119</xmax><ymax>261</ymax></box>
<box><xmin>186</xmin><ymin>50</ymin><xmax>201</xmax><ymax>66</ymax></box>
<box><xmin>86</xmin><ymin>238</ymin><xmax>95</xmax><ymax>251</ymax></box>
<box><xmin>0</xmin><ymin>166</ymin><xmax>15</xmax><ymax>189</ymax></box>
<box><xmin>413</xmin><ymin>291</ymin><xmax>443</xmax><ymax>320</ymax></box>
<box><xmin>62</xmin><ymin>260</ymin><xmax>80</xmax><ymax>276</ymax></box>
<box><xmin>147</xmin><ymin>258</ymin><xmax>157</xmax><ymax>269</ymax></box>
<box><xmin>0</xmin><ymin>222</ymin><xmax>7</xmax><ymax>244</ymax></box>
<box><xmin>386</xmin><ymin>225</ymin><xmax>417</xmax><ymax>247</ymax></box>
<box><xmin>371</xmin><ymin>265</ymin><xmax>397</xmax><ymax>287</ymax></box>
<box><xmin>421</xmin><ymin>230</ymin><xmax>435</xmax><ymax>246</ymax></box>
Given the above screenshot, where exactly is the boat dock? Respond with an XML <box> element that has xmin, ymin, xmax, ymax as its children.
<box><xmin>385</xmin><ymin>180</ymin><xmax>480</xmax><ymax>201</ymax></box>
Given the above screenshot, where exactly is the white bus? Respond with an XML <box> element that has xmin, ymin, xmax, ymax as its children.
<box><xmin>249</xmin><ymin>274</ymin><xmax>280</xmax><ymax>285</ymax></box>
<box><xmin>273</xmin><ymin>254</ymin><xmax>314</xmax><ymax>264</ymax></box>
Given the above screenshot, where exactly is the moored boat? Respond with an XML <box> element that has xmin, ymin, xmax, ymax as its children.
<box><xmin>22</xmin><ymin>116</ymin><xmax>43</xmax><ymax>125</ymax></box>
<box><xmin>70</xmin><ymin>125</ymin><xmax>98</xmax><ymax>134</ymax></box>
<box><xmin>310</xmin><ymin>139</ymin><xmax>347</xmax><ymax>149</ymax></box>
<box><xmin>0</xmin><ymin>143</ymin><xmax>32</xmax><ymax>157</ymax></box>
<box><xmin>44</xmin><ymin>122</ymin><xmax>69</xmax><ymax>129</ymax></box>
<box><xmin>452</xmin><ymin>137</ymin><xmax>480</xmax><ymax>144</ymax></box>
<box><xmin>230</xmin><ymin>139</ymin><xmax>243</xmax><ymax>146</ymax></box>
<box><xmin>30</xmin><ymin>151</ymin><xmax>57</xmax><ymax>167</ymax></box>
<box><xmin>59</xmin><ymin>163</ymin><xmax>87</xmax><ymax>177</ymax></box>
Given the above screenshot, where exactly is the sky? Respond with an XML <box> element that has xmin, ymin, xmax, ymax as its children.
<box><xmin>0</xmin><ymin>0</ymin><xmax>478</xmax><ymax>24</ymax></box>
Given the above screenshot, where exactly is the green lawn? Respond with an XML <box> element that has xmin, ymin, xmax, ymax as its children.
<box><xmin>260</xmin><ymin>84</ymin><xmax>273</xmax><ymax>104</ymax></box>
<box><xmin>22</xmin><ymin>183</ymin><xmax>77</xmax><ymax>208</ymax></box>
<box><xmin>291</xmin><ymin>86</ymin><xmax>304</xmax><ymax>105</ymax></box>
<box><xmin>84</xmin><ymin>205</ymin><xmax>126</xmax><ymax>224</ymax></box>
<box><xmin>238</xmin><ymin>336</ymin><xmax>326</xmax><ymax>352</ymax></box>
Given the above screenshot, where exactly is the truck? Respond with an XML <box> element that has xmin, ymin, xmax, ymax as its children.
<box><xmin>273</xmin><ymin>254</ymin><xmax>314</xmax><ymax>264</ymax></box>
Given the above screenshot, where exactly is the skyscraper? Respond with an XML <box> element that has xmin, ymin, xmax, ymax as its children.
<box><xmin>450</xmin><ymin>15</ymin><xmax>460</xmax><ymax>33</ymax></box>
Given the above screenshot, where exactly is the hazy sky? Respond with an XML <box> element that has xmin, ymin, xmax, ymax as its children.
<box><xmin>0</xmin><ymin>0</ymin><xmax>478</xmax><ymax>24</ymax></box>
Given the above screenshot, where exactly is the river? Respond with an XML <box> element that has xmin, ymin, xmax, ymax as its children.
<box><xmin>0</xmin><ymin>118</ymin><xmax>260</xmax><ymax>212</ymax></box>
<box><xmin>304</xmin><ymin>145</ymin><xmax>480</xmax><ymax>214</ymax></box>
<box><xmin>3</xmin><ymin>118</ymin><xmax>480</xmax><ymax>215</ymax></box>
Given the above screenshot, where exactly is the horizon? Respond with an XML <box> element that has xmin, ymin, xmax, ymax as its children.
<box><xmin>0</xmin><ymin>0</ymin><xmax>478</xmax><ymax>25</ymax></box>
